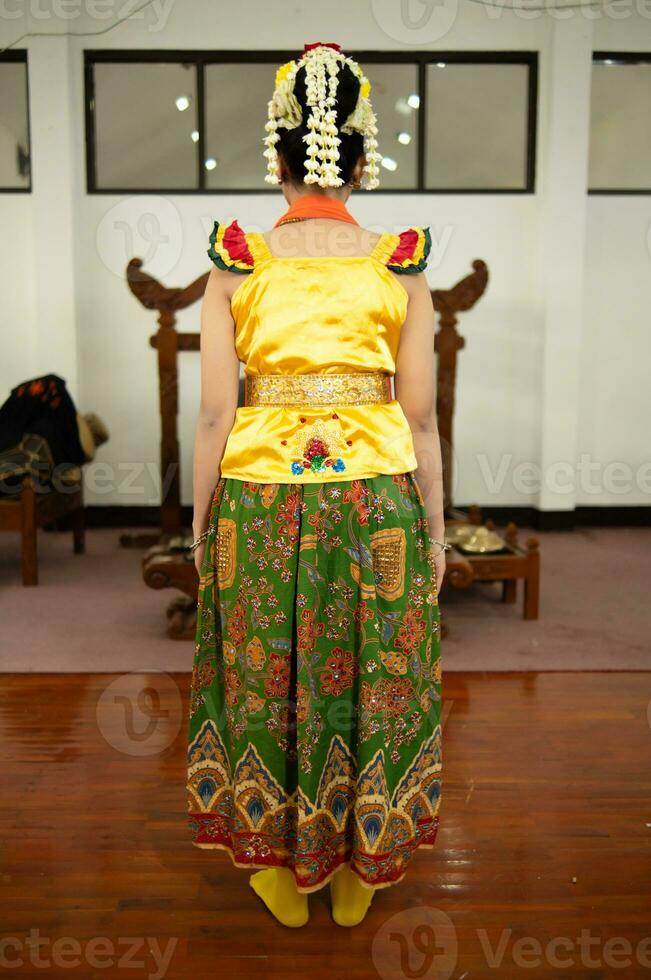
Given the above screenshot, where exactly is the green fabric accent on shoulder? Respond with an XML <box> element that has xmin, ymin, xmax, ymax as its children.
<box><xmin>386</xmin><ymin>227</ymin><xmax>432</xmax><ymax>275</ymax></box>
<box><xmin>207</xmin><ymin>220</ymin><xmax>255</xmax><ymax>275</ymax></box>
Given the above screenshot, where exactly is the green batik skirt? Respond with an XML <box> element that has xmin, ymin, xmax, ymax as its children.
<box><xmin>187</xmin><ymin>471</ymin><xmax>442</xmax><ymax>893</ymax></box>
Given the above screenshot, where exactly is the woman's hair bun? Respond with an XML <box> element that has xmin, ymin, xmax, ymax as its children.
<box><xmin>292</xmin><ymin>62</ymin><xmax>360</xmax><ymax>130</ymax></box>
<box><xmin>276</xmin><ymin>62</ymin><xmax>365</xmax><ymax>185</ymax></box>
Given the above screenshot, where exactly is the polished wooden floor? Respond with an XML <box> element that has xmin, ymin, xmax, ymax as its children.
<box><xmin>0</xmin><ymin>671</ymin><xmax>649</xmax><ymax>979</ymax></box>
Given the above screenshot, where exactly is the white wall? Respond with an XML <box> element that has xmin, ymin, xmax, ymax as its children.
<box><xmin>1</xmin><ymin>0</ymin><xmax>650</xmax><ymax>512</ymax></box>
<box><xmin>578</xmin><ymin>16</ymin><xmax>651</xmax><ymax>509</ymax></box>
<box><xmin>1</xmin><ymin>195</ymin><xmax>36</xmax><ymax>384</ymax></box>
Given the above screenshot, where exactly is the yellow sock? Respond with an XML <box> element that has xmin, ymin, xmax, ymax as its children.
<box><xmin>330</xmin><ymin>865</ymin><xmax>376</xmax><ymax>927</ymax></box>
<box><xmin>249</xmin><ymin>867</ymin><xmax>309</xmax><ymax>927</ymax></box>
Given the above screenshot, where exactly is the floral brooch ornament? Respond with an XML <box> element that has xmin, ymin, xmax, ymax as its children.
<box><xmin>263</xmin><ymin>42</ymin><xmax>380</xmax><ymax>190</ymax></box>
<box><xmin>285</xmin><ymin>416</ymin><xmax>350</xmax><ymax>475</ymax></box>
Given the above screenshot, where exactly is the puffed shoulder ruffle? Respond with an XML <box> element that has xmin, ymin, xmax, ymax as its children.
<box><xmin>207</xmin><ymin>219</ymin><xmax>266</xmax><ymax>273</ymax></box>
<box><xmin>374</xmin><ymin>227</ymin><xmax>432</xmax><ymax>274</ymax></box>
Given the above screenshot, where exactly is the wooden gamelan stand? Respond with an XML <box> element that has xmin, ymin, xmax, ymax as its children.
<box><xmin>125</xmin><ymin>256</ymin><xmax>539</xmax><ymax>639</ymax></box>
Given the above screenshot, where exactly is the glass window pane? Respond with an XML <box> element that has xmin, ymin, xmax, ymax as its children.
<box><xmin>589</xmin><ymin>61</ymin><xmax>651</xmax><ymax>191</ymax></box>
<box><xmin>363</xmin><ymin>63</ymin><xmax>418</xmax><ymax>190</ymax></box>
<box><xmin>426</xmin><ymin>62</ymin><xmax>530</xmax><ymax>190</ymax></box>
<box><xmin>204</xmin><ymin>61</ymin><xmax>419</xmax><ymax>191</ymax></box>
<box><xmin>94</xmin><ymin>62</ymin><xmax>198</xmax><ymax>190</ymax></box>
<box><xmin>0</xmin><ymin>60</ymin><xmax>30</xmax><ymax>189</ymax></box>
<box><xmin>204</xmin><ymin>63</ymin><xmax>275</xmax><ymax>190</ymax></box>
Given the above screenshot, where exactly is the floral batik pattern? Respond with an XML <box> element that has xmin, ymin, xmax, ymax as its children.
<box><xmin>187</xmin><ymin>472</ymin><xmax>442</xmax><ymax>893</ymax></box>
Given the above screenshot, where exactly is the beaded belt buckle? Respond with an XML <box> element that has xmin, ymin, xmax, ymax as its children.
<box><xmin>244</xmin><ymin>372</ymin><xmax>392</xmax><ymax>407</ymax></box>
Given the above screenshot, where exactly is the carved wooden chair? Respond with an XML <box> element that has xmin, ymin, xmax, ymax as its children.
<box><xmin>433</xmin><ymin>263</ymin><xmax>540</xmax><ymax>620</ymax></box>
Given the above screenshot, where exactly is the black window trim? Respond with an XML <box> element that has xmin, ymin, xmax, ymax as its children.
<box><xmin>84</xmin><ymin>48</ymin><xmax>539</xmax><ymax>196</ymax></box>
<box><xmin>589</xmin><ymin>51</ymin><xmax>651</xmax><ymax>196</ymax></box>
<box><xmin>0</xmin><ymin>48</ymin><xmax>32</xmax><ymax>194</ymax></box>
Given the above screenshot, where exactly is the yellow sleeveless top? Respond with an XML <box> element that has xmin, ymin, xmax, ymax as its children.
<box><xmin>208</xmin><ymin>220</ymin><xmax>431</xmax><ymax>484</ymax></box>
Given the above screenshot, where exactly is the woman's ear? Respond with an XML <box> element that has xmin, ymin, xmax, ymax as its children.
<box><xmin>352</xmin><ymin>154</ymin><xmax>367</xmax><ymax>186</ymax></box>
<box><xmin>276</xmin><ymin>150</ymin><xmax>289</xmax><ymax>184</ymax></box>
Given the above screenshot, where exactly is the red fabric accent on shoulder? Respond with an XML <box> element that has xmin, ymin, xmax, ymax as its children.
<box><xmin>387</xmin><ymin>228</ymin><xmax>419</xmax><ymax>266</ymax></box>
<box><xmin>222</xmin><ymin>220</ymin><xmax>255</xmax><ymax>267</ymax></box>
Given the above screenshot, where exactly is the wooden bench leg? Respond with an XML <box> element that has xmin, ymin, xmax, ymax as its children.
<box><xmin>72</xmin><ymin>505</ymin><xmax>85</xmax><ymax>554</ymax></box>
<box><xmin>502</xmin><ymin>580</ymin><xmax>517</xmax><ymax>604</ymax></box>
<box><xmin>21</xmin><ymin>480</ymin><xmax>38</xmax><ymax>586</ymax></box>
<box><xmin>524</xmin><ymin>537</ymin><xmax>540</xmax><ymax>619</ymax></box>
<box><xmin>524</xmin><ymin>574</ymin><xmax>539</xmax><ymax>620</ymax></box>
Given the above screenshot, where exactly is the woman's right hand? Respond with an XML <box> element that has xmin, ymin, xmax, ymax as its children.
<box><xmin>194</xmin><ymin>540</ymin><xmax>206</xmax><ymax>577</ymax></box>
<box><xmin>433</xmin><ymin>550</ymin><xmax>446</xmax><ymax>598</ymax></box>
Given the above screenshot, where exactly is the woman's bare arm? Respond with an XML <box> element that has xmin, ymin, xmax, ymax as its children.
<box><xmin>191</xmin><ymin>267</ymin><xmax>240</xmax><ymax>565</ymax></box>
<box><xmin>394</xmin><ymin>271</ymin><xmax>447</xmax><ymax>588</ymax></box>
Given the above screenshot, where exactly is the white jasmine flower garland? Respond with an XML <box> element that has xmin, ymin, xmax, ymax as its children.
<box><xmin>264</xmin><ymin>44</ymin><xmax>381</xmax><ymax>190</ymax></box>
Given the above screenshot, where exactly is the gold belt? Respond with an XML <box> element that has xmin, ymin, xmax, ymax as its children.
<box><xmin>244</xmin><ymin>372</ymin><xmax>393</xmax><ymax>407</ymax></box>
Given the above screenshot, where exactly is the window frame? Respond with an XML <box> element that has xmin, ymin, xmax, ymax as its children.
<box><xmin>589</xmin><ymin>51</ymin><xmax>651</xmax><ymax>196</ymax></box>
<box><xmin>84</xmin><ymin>49</ymin><xmax>538</xmax><ymax>195</ymax></box>
<box><xmin>0</xmin><ymin>49</ymin><xmax>32</xmax><ymax>194</ymax></box>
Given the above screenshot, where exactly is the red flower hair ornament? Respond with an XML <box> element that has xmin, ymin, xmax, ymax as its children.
<box><xmin>303</xmin><ymin>42</ymin><xmax>342</xmax><ymax>53</ymax></box>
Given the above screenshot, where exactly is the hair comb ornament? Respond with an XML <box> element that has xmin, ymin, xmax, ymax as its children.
<box><xmin>263</xmin><ymin>43</ymin><xmax>381</xmax><ymax>190</ymax></box>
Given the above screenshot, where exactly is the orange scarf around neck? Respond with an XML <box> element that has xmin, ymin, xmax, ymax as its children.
<box><xmin>274</xmin><ymin>194</ymin><xmax>359</xmax><ymax>227</ymax></box>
